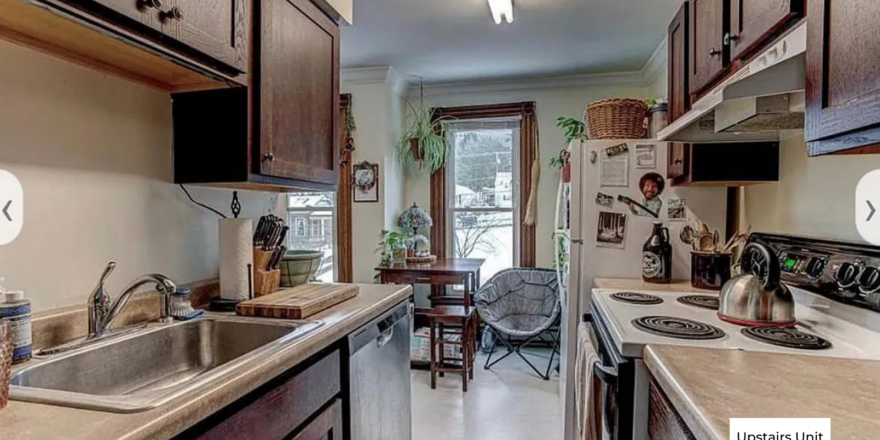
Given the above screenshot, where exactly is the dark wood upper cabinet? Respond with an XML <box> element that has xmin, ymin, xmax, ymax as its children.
<box><xmin>688</xmin><ymin>0</ymin><xmax>728</xmax><ymax>96</ymax></box>
<box><xmin>668</xmin><ymin>2</ymin><xmax>690</xmax><ymax>123</ymax></box>
<box><xmin>0</xmin><ymin>0</ymin><xmax>249</xmax><ymax>90</ymax></box>
<box><xmin>172</xmin><ymin>0</ymin><xmax>340</xmax><ymax>191</ymax></box>
<box><xmin>805</xmin><ymin>0</ymin><xmax>880</xmax><ymax>156</ymax></box>
<box><xmin>668</xmin><ymin>142</ymin><xmax>779</xmax><ymax>187</ymax></box>
<box><xmin>84</xmin><ymin>0</ymin><xmax>160</xmax><ymax>29</ymax></box>
<box><xmin>160</xmin><ymin>0</ymin><xmax>250</xmax><ymax>73</ymax></box>
<box><xmin>257</xmin><ymin>0</ymin><xmax>339</xmax><ymax>186</ymax></box>
<box><xmin>729</xmin><ymin>0</ymin><xmax>803</xmax><ymax>61</ymax></box>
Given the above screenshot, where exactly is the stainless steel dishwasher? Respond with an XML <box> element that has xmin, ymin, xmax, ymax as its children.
<box><xmin>347</xmin><ymin>301</ymin><xmax>412</xmax><ymax>440</ymax></box>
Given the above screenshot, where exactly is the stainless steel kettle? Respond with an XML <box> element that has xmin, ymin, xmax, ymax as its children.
<box><xmin>718</xmin><ymin>242</ymin><xmax>796</xmax><ymax>326</ymax></box>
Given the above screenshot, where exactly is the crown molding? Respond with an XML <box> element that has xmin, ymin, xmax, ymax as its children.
<box><xmin>341</xmin><ymin>66</ymin><xmax>409</xmax><ymax>97</ymax></box>
<box><xmin>401</xmin><ymin>37</ymin><xmax>670</xmax><ymax>99</ymax></box>
<box><xmin>640</xmin><ymin>36</ymin><xmax>668</xmax><ymax>87</ymax></box>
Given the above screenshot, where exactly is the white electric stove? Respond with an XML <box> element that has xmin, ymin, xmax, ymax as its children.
<box><xmin>591</xmin><ymin>286</ymin><xmax>880</xmax><ymax>360</ymax></box>
<box><xmin>585</xmin><ymin>233</ymin><xmax>880</xmax><ymax>440</ymax></box>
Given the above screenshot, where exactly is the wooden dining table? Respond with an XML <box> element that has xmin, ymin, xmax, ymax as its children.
<box><xmin>375</xmin><ymin>258</ymin><xmax>485</xmax><ymax>307</ymax></box>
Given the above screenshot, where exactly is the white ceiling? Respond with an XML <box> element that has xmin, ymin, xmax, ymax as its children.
<box><xmin>340</xmin><ymin>0</ymin><xmax>683</xmax><ymax>84</ymax></box>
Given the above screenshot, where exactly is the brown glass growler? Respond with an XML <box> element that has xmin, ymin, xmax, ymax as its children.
<box><xmin>643</xmin><ymin>221</ymin><xmax>672</xmax><ymax>283</ymax></box>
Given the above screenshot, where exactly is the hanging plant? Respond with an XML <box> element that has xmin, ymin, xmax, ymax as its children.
<box><xmin>341</xmin><ymin>101</ymin><xmax>357</xmax><ymax>165</ymax></box>
<box><xmin>396</xmin><ymin>79</ymin><xmax>454</xmax><ymax>174</ymax></box>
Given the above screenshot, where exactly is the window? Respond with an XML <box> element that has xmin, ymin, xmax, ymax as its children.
<box><xmin>445</xmin><ymin>118</ymin><xmax>521</xmax><ymax>283</ymax></box>
<box><xmin>287</xmin><ymin>192</ymin><xmax>335</xmax><ymax>283</ymax></box>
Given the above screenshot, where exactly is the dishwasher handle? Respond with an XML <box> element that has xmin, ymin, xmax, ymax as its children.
<box><xmin>348</xmin><ymin>301</ymin><xmax>410</xmax><ymax>355</ymax></box>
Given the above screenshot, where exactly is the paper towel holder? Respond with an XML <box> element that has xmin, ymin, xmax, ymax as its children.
<box><xmin>211</xmin><ymin>263</ymin><xmax>253</xmax><ymax>311</ymax></box>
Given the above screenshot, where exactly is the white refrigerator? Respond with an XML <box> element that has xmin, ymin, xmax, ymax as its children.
<box><xmin>555</xmin><ymin>140</ymin><xmax>727</xmax><ymax>440</ymax></box>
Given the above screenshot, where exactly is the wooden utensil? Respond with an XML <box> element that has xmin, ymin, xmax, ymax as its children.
<box><xmin>236</xmin><ymin>284</ymin><xmax>359</xmax><ymax>319</ymax></box>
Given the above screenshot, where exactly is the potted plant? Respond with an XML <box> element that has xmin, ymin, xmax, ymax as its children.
<box><xmin>396</xmin><ymin>79</ymin><xmax>454</xmax><ymax>174</ymax></box>
<box><xmin>377</xmin><ymin>229</ymin><xmax>411</xmax><ymax>266</ymax></box>
<box><xmin>554</xmin><ymin>116</ymin><xmax>587</xmax><ymax>183</ymax></box>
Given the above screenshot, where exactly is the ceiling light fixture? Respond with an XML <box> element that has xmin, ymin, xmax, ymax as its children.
<box><xmin>487</xmin><ymin>0</ymin><xmax>513</xmax><ymax>24</ymax></box>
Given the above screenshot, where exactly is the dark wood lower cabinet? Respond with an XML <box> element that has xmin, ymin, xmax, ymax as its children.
<box><xmin>175</xmin><ymin>348</ymin><xmax>341</xmax><ymax>440</ymax></box>
<box><xmin>292</xmin><ymin>399</ymin><xmax>343</xmax><ymax>440</ymax></box>
<box><xmin>649</xmin><ymin>380</ymin><xmax>696</xmax><ymax>440</ymax></box>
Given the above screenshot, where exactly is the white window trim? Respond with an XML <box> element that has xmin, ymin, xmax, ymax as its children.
<box><xmin>444</xmin><ymin>120</ymin><xmax>521</xmax><ymax>268</ymax></box>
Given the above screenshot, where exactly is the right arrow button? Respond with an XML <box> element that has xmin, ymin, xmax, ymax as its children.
<box><xmin>868</xmin><ymin>200</ymin><xmax>876</xmax><ymax>222</ymax></box>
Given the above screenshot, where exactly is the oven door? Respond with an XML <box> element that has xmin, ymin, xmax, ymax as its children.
<box><xmin>588</xmin><ymin>305</ymin><xmax>634</xmax><ymax>440</ymax></box>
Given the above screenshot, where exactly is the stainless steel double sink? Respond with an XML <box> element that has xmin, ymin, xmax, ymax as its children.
<box><xmin>9</xmin><ymin>315</ymin><xmax>322</xmax><ymax>413</ymax></box>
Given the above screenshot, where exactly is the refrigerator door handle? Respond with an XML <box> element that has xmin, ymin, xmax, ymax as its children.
<box><xmin>571</xmin><ymin>239</ymin><xmax>584</xmax><ymax>245</ymax></box>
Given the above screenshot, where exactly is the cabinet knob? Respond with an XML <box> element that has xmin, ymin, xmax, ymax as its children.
<box><xmin>161</xmin><ymin>6</ymin><xmax>183</xmax><ymax>21</ymax></box>
<box><xmin>137</xmin><ymin>0</ymin><xmax>163</xmax><ymax>9</ymax></box>
<box><xmin>263</xmin><ymin>153</ymin><xmax>275</xmax><ymax>163</ymax></box>
<box><xmin>709</xmin><ymin>48</ymin><xmax>722</xmax><ymax>57</ymax></box>
<box><xmin>723</xmin><ymin>33</ymin><xmax>739</xmax><ymax>46</ymax></box>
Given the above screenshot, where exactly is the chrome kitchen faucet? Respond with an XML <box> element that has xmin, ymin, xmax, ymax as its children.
<box><xmin>88</xmin><ymin>262</ymin><xmax>177</xmax><ymax>338</ymax></box>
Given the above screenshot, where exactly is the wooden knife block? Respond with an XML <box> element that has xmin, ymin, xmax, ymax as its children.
<box><xmin>254</xmin><ymin>269</ymin><xmax>281</xmax><ymax>298</ymax></box>
<box><xmin>253</xmin><ymin>247</ymin><xmax>280</xmax><ymax>297</ymax></box>
<box><xmin>253</xmin><ymin>247</ymin><xmax>274</xmax><ymax>271</ymax></box>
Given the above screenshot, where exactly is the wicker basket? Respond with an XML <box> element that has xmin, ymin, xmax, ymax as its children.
<box><xmin>586</xmin><ymin>99</ymin><xmax>648</xmax><ymax>139</ymax></box>
<box><xmin>0</xmin><ymin>321</ymin><xmax>12</xmax><ymax>410</ymax></box>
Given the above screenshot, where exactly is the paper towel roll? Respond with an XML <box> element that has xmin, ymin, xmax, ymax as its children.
<box><xmin>219</xmin><ymin>218</ymin><xmax>254</xmax><ymax>301</ymax></box>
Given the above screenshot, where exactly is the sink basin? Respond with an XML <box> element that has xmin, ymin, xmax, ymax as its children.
<box><xmin>9</xmin><ymin>315</ymin><xmax>322</xmax><ymax>412</ymax></box>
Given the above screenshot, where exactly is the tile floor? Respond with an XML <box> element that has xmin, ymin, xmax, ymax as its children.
<box><xmin>411</xmin><ymin>349</ymin><xmax>563</xmax><ymax>440</ymax></box>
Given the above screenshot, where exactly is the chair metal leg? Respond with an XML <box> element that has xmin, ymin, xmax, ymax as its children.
<box><xmin>484</xmin><ymin>328</ymin><xmax>498</xmax><ymax>369</ymax></box>
<box><xmin>543</xmin><ymin>328</ymin><xmax>561</xmax><ymax>380</ymax></box>
<box><xmin>484</xmin><ymin>326</ymin><xmax>561</xmax><ymax>380</ymax></box>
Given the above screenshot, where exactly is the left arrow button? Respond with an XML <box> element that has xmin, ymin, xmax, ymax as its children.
<box><xmin>2</xmin><ymin>200</ymin><xmax>10</xmax><ymax>222</ymax></box>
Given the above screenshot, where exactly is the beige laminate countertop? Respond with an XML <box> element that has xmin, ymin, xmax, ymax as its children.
<box><xmin>594</xmin><ymin>277</ymin><xmax>717</xmax><ymax>294</ymax></box>
<box><xmin>0</xmin><ymin>283</ymin><xmax>412</xmax><ymax>440</ymax></box>
<box><xmin>644</xmin><ymin>345</ymin><xmax>880</xmax><ymax>440</ymax></box>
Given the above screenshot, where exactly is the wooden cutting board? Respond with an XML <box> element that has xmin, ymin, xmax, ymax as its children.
<box><xmin>236</xmin><ymin>283</ymin><xmax>360</xmax><ymax>319</ymax></box>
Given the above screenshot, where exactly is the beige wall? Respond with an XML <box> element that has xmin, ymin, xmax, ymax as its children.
<box><xmin>745</xmin><ymin>133</ymin><xmax>880</xmax><ymax>242</ymax></box>
<box><xmin>341</xmin><ymin>74</ymin><xmax>406</xmax><ymax>282</ymax></box>
<box><xmin>0</xmin><ymin>41</ymin><xmax>283</xmax><ymax>311</ymax></box>
<box><xmin>404</xmin><ymin>84</ymin><xmax>653</xmax><ymax>268</ymax></box>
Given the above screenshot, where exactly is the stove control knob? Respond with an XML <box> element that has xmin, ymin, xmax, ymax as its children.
<box><xmin>835</xmin><ymin>262</ymin><xmax>859</xmax><ymax>288</ymax></box>
<box><xmin>805</xmin><ymin>258</ymin><xmax>826</xmax><ymax>279</ymax></box>
<box><xmin>859</xmin><ymin>267</ymin><xmax>880</xmax><ymax>293</ymax></box>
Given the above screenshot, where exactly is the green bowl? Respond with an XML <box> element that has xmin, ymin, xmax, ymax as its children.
<box><xmin>279</xmin><ymin>250</ymin><xmax>324</xmax><ymax>288</ymax></box>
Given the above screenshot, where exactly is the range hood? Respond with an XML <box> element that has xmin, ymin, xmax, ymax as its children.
<box><xmin>658</xmin><ymin>22</ymin><xmax>806</xmax><ymax>143</ymax></box>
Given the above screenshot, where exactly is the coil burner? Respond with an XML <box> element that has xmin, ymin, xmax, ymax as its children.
<box><xmin>632</xmin><ymin>316</ymin><xmax>726</xmax><ymax>340</ymax></box>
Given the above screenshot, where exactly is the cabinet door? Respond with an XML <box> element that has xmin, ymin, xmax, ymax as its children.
<box><xmin>729</xmin><ymin>0</ymin><xmax>803</xmax><ymax>61</ymax></box>
<box><xmin>688</xmin><ymin>0</ymin><xmax>728</xmax><ymax>96</ymax></box>
<box><xmin>290</xmin><ymin>400</ymin><xmax>343</xmax><ymax>440</ymax></box>
<box><xmin>649</xmin><ymin>381</ymin><xmax>696</xmax><ymax>440</ymax></box>
<box><xmin>668</xmin><ymin>2</ymin><xmax>689</xmax><ymax>123</ymax></box>
<box><xmin>667</xmin><ymin>143</ymin><xmax>688</xmax><ymax>180</ymax></box>
<box><xmin>805</xmin><ymin>0</ymin><xmax>880</xmax><ymax>154</ymax></box>
<box><xmin>161</xmin><ymin>0</ymin><xmax>249</xmax><ymax>73</ymax></box>
<box><xmin>68</xmin><ymin>0</ymin><xmax>159</xmax><ymax>30</ymax></box>
<box><xmin>258</xmin><ymin>0</ymin><xmax>339</xmax><ymax>185</ymax></box>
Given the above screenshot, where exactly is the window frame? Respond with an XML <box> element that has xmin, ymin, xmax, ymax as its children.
<box><xmin>430</xmin><ymin>102</ymin><xmax>538</xmax><ymax>269</ymax></box>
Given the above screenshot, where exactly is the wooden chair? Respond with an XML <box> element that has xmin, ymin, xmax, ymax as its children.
<box><xmin>427</xmin><ymin>306</ymin><xmax>477</xmax><ymax>392</ymax></box>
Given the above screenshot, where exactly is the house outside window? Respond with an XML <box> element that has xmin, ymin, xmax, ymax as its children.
<box><xmin>287</xmin><ymin>192</ymin><xmax>335</xmax><ymax>282</ymax></box>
